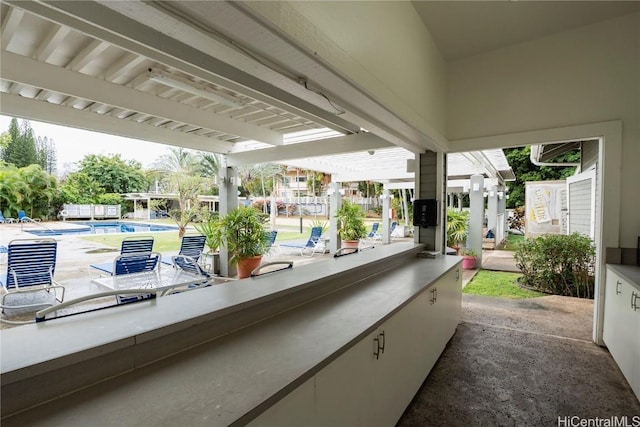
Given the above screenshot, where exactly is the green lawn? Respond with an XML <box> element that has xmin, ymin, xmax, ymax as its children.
<box><xmin>81</xmin><ymin>231</ymin><xmax>184</xmax><ymax>252</ymax></box>
<box><xmin>463</xmin><ymin>270</ymin><xmax>545</xmax><ymax>299</ymax></box>
<box><xmin>499</xmin><ymin>233</ymin><xmax>524</xmax><ymax>251</ymax></box>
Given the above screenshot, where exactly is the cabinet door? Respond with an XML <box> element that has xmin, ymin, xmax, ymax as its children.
<box><xmin>248</xmin><ymin>378</ymin><xmax>315</xmax><ymax>427</ymax></box>
<box><xmin>603</xmin><ymin>269</ymin><xmax>640</xmax><ymax>400</ymax></box>
<box><xmin>313</xmin><ymin>330</ymin><xmax>378</xmax><ymax>426</ymax></box>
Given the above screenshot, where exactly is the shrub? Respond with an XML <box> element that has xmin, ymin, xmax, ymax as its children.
<box><xmin>514</xmin><ymin>233</ymin><xmax>595</xmax><ymax>298</ymax></box>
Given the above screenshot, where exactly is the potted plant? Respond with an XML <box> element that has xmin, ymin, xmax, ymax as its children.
<box><xmin>460</xmin><ymin>248</ymin><xmax>478</xmax><ymax>270</ymax></box>
<box><xmin>336</xmin><ymin>200</ymin><xmax>368</xmax><ymax>250</ymax></box>
<box><xmin>194</xmin><ymin>216</ymin><xmax>221</xmax><ymax>274</ymax></box>
<box><xmin>212</xmin><ymin>206</ymin><xmax>268</xmax><ymax>279</ymax></box>
<box><xmin>446</xmin><ymin>209</ymin><xmax>469</xmax><ymax>255</ymax></box>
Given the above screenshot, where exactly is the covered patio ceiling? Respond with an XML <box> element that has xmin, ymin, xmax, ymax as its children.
<box><xmin>1</xmin><ymin>1</ymin><xmax>620</xmax><ymax>187</ymax></box>
<box><xmin>0</xmin><ymin>0</ymin><xmax>441</xmax><ymax>169</ymax></box>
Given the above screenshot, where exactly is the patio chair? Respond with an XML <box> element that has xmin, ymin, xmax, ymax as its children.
<box><xmin>0</xmin><ymin>212</ymin><xmax>15</xmax><ymax>223</ymax></box>
<box><xmin>364</xmin><ymin>222</ymin><xmax>382</xmax><ymax>243</ymax></box>
<box><xmin>163</xmin><ymin>255</ymin><xmax>211</xmax><ymax>294</ymax></box>
<box><xmin>280</xmin><ymin>226</ymin><xmax>324</xmax><ymax>257</ymax></box>
<box><xmin>161</xmin><ymin>234</ymin><xmax>207</xmax><ymax>266</ymax></box>
<box><xmin>264</xmin><ymin>230</ymin><xmax>280</xmax><ymax>256</ymax></box>
<box><xmin>17</xmin><ymin>210</ymin><xmax>40</xmax><ymax>222</ymax></box>
<box><xmin>90</xmin><ymin>236</ymin><xmax>155</xmax><ymax>276</ymax></box>
<box><xmin>112</xmin><ymin>252</ymin><xmax>161</xmax><ymax>303</ymax></box>
<box><xmin>1</xmin><ymin>238</ymin><xmax>65</xmax><ymax>313</ymax></box>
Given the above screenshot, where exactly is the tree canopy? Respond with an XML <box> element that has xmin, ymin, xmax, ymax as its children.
<box><xmin>504</xmin><ymin>146</ymin><xmax>579</xmax><ymax>208</ymax></box>
<box><xmin>1</xmin><ymin>118</ymin><xmax>56</xmax><ymax>172</ymax></box>
<box><xmin>0</xmin><ymin>162</ymin><xmax>58</xmax><ymax>219</ymax></box>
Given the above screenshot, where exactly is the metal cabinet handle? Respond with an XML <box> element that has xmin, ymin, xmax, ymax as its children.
<box><xmin>373</xmin><ymin>331</ymin><xmax>386</xmax><ymax>359</ymax></box>
<box><xmin>430</xmin><ymin>288</ymin><xmax>436</xmax><ymax>305</ymax></box>
<box><xmin>456</xmin><ymin>269</ymin><xmax>460</xmax><ymax>281</ymax></box>
<box><xmin>616</xmin><ymin>280</ymin><xmax>622</xmax><ymax>295</ymax></box>
<box><xmin>373</xmin><ymin>335</ymin><xmax>380</xmax><ymax>359</ymax></box>
<box><xmin>632</xmin><ymin>292</ymin><xmax>639</xmax><ymax>311</ymax></box>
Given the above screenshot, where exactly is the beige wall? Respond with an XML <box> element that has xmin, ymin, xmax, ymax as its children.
<box><xmin>244</xmin><ymin>1</ymin><xmax>448</xmax><ymax>141</ymax></box>
<box><xmin>447</xmin><ymin>13</ymin><xmax>640</xmax><ymax>247</ymax></box>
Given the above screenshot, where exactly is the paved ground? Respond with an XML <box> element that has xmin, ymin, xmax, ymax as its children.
<box><xmin>398</xmin><ymin>293</ymin><xmax>640</xmax><ymax>426</ymax></box>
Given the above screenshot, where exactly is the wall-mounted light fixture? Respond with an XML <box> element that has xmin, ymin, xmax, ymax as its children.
<box><xmin>489</xmin><ymin>190</ymin><xmax>495</xmax><ymax>197</ymax></box>
<box><xmin>147</xmin><ymin>68</ymin><xmax>246</xmax><ymax>109</ymax></box>
<box><xmin>498</xmin><ymin>191</ymin><xmax>504</xmax><ymax>200</ymax></box>
<box><xmin>379</xmin><ymin>194</ymin><xmax>395</xmax><ymax>200</ymax></box>
<box><xmin>327</xmin><ymin>188</ymin><xmax>346</xmax><ymax>196</ymax></box>
<box><xmin>472</xmin><ymin>183</ymin><xmax>480</xmax><ymax>192</ymax></box>
<box><xmin>483</xmin><ymin>191</ymin><xmax>488</xmax><ymax>198</ymax></box>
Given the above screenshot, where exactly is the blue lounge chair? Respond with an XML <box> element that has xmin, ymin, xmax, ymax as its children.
<box><xmin>111</xmin><ymin>252</ymin><xmax>161</xmax><ymax>304</ymax></box>
<box><xmin>0</xmin><ymin>212</ymin><xmax>15</xmax><ymax>223</ymax></box>
<box><xmin>264</xmin><ymin>230</ymin><xmax>279</xmax><ymax>256</ymax></box>
<box><xmin>161</xmin><ymin>234</ymin><xmax>206</xmax><ymax>266</ymax></box>
<box><xmin>364</xmin><ymin>222</ymin><xmax>382</xmax><ymax>243</ymax></box>
<box><xmin>164</xmin><ymin>255</ymin><xmax>211</xmax><ymax>293</ymax></box>
<box><xmin>90</xmin><ymin>236</ymin><xmax>155</xmax><ymax>276</ymax></box>
<box><xmin>280</xmin><ymin>227</ymin><xmax>324</xmax><ymax>257</ymax></box>
<box><xmin>1</xmin><ymin>238</ymin><xmax>65</xmax><ymax>312</ymax></box>
<box><xmin>17</xmin><ymin>210</ymin><xmax>39</xmax><ymax>222</ymax></box>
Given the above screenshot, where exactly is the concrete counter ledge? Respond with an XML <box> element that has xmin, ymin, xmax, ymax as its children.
<box><xmin>1</xmin><ymin>243</ymin><xmax>462</xmax><ymax>425</ymax></box>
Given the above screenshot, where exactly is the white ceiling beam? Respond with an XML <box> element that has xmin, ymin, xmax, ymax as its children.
<box><xmin>383</xmin><ymin>182</ymin><xmax>415</xmax><ymax>190</ymax></box>
<box><xmin>333</xmin><ymin>170</ymin><xmax>414</xmax><ymax>183</ymax></box>
<box><xmin>1</xmin><ymin>93</ymin><xmax>234</xmax><ymax>154</ymax></box>
<box><xmin>35</xmin><ymin>24</ymin><xmax>71</xmax><ymax>62</ymax></box>
<box><xmin>103</xmin><ymin>53</ymin><xmax>145</xmax><ymax>82</ymax></box>
<box><xmin>66</xmin><ymin>39</ymin><xmax>110</xmax><ymax>72</ymax></box>
<box><xmin>9</xmin><ymin>0</ymin><xmax>361</xmax><ymax>136</ymax></box>
<box><xmin>226</xmin><ymin>133</ymin><xmax>392</xmax><ymax>166</ymax></box>
<box><xmin>1</xmin><ymin>7</ymin><xmax>24</xmax><ymax>50</ymax></box>
<box><xmin>1</xmin><ymin>51</ymin><xmax>282</xmax><ymax>146</ymax></box>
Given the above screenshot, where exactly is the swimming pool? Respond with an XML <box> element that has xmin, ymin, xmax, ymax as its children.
<box><xmin>27</xmin><ymin>221</ymin><xmax>178</xmax><ymax>236</ymax></box>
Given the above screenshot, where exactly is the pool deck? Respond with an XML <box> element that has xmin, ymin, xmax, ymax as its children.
<box><xmin>0</xmin><ymin>220</ymin><xmax>343</xmax><ymax>328</ymax></box>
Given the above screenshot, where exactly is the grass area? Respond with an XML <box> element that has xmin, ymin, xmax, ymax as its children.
<box><xmin>81</xmin><ymin>232</ymin><xmax>184</xmax><ymax>252</ymax></box>
<box><xmin>499</xmin><ymin>233</ymin><xmax>524</xmax><ymax>251</ymax></box>
<box><xmin>463</xmin><ymin>270</ymin><xmax>545</xmax><ymax>299</ymax></box>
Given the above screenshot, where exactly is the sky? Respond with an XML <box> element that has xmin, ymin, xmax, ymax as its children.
<box><xmin>0</xmin><ymin>115</ymin><xmax>172</xmax><ymax>176</ymax></box>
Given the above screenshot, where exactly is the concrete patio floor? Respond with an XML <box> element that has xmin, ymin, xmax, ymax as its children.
<box><xmin>398</xmin><ymin>293</ymin><xmax>640</xmax><ymax>426</ymax></box>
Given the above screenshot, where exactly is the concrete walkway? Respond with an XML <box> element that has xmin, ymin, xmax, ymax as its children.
<box><xmin>398</xmin><ymin>293</ymin><xmax>640</xmax><ymax>426</ymax></box>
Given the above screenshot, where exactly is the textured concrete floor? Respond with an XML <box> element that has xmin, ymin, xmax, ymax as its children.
<box><xmin>397</xmin><ymin>294</ymin><xmax>640</xmax><ymax>427</ymax></box>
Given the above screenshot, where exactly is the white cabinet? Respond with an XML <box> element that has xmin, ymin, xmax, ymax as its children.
<box><xmin>603</xmin><ymin>267</ymin><xmax>640</xmax><ymax>400</ymax></box>
<box><xmin>251</xmin><ymin>265</ymin><xmax>462</xmax><ymax>426</ymax></box>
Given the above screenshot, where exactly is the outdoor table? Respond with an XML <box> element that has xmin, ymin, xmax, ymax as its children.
<box><xmin>91</xmin><ymin>268</ymin><xmax>206</xmax><ymax>297</ymax></box>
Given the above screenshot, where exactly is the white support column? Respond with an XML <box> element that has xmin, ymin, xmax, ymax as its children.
<box><xmin>469</xmin><ymin>174</ymin><xmax>484</xmax><ymax>268</ymax></box>
<box><xmin>381</xmin><ymin>189</ymin><xmax>391</xmax><ymax>245</ymax></box>
<box><xmin>219</xmin><ymin>162</ymin><xmax>238</xmax><ymax>278</ymax></box>
<box><xmin>487</xmin><ymin>185</ymin><xmax>498</xmax><ymax>236</ymax></box>
<box><xmin>270</xmin><ymin>194</ymin><xmax>277</xmax><ymax>230</ymax></box>
<box><xmin>498</xmin><ymin>185</ymin><xmax>507</xmax><ymax>243</ymax></box>
<box><xmin>328</xmin><ymin>182</ymin><xmax>341</xmax><ymax>254</ymax></box>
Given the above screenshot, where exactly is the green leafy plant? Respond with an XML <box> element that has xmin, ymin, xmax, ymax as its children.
<box><xmin>336</xmin><ymin>200</ymin><xmax>367</xmax><ymax>241</ymax></box>
<box><xmin>309</xmin><ymin>220</ymin><xmax>328</xmax><ymax>235</ymax></box>
<box><xmin>194</xmin><ymin>213</ymin><xmax>221</xmax><ymax>254</ymax></box>
<box><xmin>460</xmin><ymin>248</ymin><xmax>477</xmax><ymax>257</ymax></box>
<box><xmin>514</xmin><ymin>233</ymin><xmax>595</xmax><ymax>298</ymax></box>
<box><xmin>212</xmin><ymin>206</ymin><xmax>267</xmax><ymax>265</ymax></box>
<box><xmin>446</xmin><ymin>209</ymin><xmax>469</xmax><ymax>248</ymax></box>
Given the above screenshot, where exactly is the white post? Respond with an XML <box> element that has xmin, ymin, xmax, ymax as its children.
<box><xmin>469</xmin><ymin>174</ymin><xmax>484</xmax><ymax>268</ymax></box>
<box><xmin>382</xmin><ymin>189</ymin><xmax>391</xmax><ymax>244</ymax></box>
<box><xmin>219</xmin><ymin>161</ymin><xmax>238</xmax><ymax>277</ymax></box>
<box><xmin>329</xmin><ymin>182</ymin><xmax>341</xmax><ymax>254</ymax></box>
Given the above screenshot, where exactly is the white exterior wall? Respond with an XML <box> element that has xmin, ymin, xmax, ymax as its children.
<box><xmin>243</xmin><ymin>1</ymin><xmax>448</xmax><ymax>143</ymax></box>
<box><xmin>447</xmin><ymin>12</ymin><xmax>640</xmax><ymax>248</ymax></box>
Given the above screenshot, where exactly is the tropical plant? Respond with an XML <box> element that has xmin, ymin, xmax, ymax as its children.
<box><xmin>0</xmin><ymin>162</ymin><xmax>58</xmax><ymax>219</ymax></box>
<box><xmin>336</xmin><ymin>200</ymin><xmax>367</xmax><ymax>241</ymax></box>
<box><xmin>459</xmin><ymin>248</ymin><xmax>478</xmax><ymax>257</ymax></box>
<box><xmin>169</xmin><ymin>207</ymin><xmax>198</xmax><ymax>239</ymax></box>
<box><xmin>446</xmin><ymin>209</ymin><xmax>469</xmax><ymax>248</ymax></box>
<box><xmin>309</xmin><ymin>219</ymin><xmax>328</xmax><ymax>235</ymax></box>
<box><xmin>194</xmin><ymin>214</ymin><xmax>221</xmax><ymax>254</ymax></box>
<box><xmin>212</xmin><ymin>206</ymin><xmax>268</xmax><ymax>265</ymax></box>
<box><xmin>514</xmin><ymin>233</ymin><xmax>595</xmax><ymax>298</ymax></box>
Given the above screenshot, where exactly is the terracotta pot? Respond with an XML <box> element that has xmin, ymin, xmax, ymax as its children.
<box><xmin>341</xmin><ymin>240</ymin><xmax>360</xmax><ymax>249</ymax></box>
<box><xmin>237</xmin><ymin>255</ymin><xmax>263</xmax><ymax>279</ymax></box>
<box><xmin>462</xmin><ymin>256</ymin><xmax>476</xmax><ymax>270</ymax></box>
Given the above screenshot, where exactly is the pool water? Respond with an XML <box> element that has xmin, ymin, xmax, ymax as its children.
<box><xmin>27</xmin><ymin>221</ymin><xmax>178</xmax><ymax>236</ymax></box>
